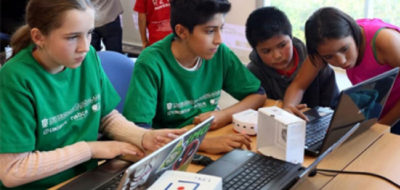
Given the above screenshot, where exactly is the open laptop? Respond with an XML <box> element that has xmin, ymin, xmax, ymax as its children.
<box><xmin>304</xmin><ymin>67</ymin><xmax>399</xmax><ymax>156</ymax></box>
<box><xmin>59</xmin><ymin>116</ymin><xmax>214</xmax><ymax>190</ymax></box>
<box><xmin>199</xmin><ymin>122</ymin><xmax>361</xmax><ymax>190</ymax></box>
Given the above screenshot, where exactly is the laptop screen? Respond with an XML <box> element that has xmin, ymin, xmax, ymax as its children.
<box><xmin>117</xmin><ymin>116</ymin><xmax>213</xmax><ymax>190</ymax></box>
<box><xmin>321</xmin><ymin>67</ymin><xmax>399</xmax><ymax>153</ymax></box>
<box><xmin>342</xmin><ymin>68</ymin><xmax>399</xmax><ymax>120</ymax></box>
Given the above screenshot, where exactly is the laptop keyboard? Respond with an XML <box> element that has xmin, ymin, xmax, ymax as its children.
<box><xmin>97</xmin><ymin>172</ymin><xmax>124</xmax><ymax>190</ymax></box>
<box><xmin>223</xmin><ymin>153</ymin><xmax>294</xmax><ymax>190</ymax></box>
<box><xmin>305</xmin><ymin>114</ymin><xmax>332</xmax><ymax>147</ymax></box>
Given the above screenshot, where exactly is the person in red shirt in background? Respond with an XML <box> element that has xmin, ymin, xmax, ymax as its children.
<box><xmin>134</xmin><ymin>0</ymin><xmax>172</xmax><ymax>49</ymax></box>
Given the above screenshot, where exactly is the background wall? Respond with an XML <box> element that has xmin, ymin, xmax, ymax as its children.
<box><xmin>120</xmin><ymin>0</ymin><xmax>142</xmax><ymax>55</ymax></box>
<box><xmin>222</xmin><ymin>0</ymin><xmax>258</xmax><ymax>64</ymax></box>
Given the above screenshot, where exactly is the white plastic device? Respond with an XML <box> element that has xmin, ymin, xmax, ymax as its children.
<box><xmin>232</xmin><ymin>109</ymin><xmax>258</xmax><ymax>135</ymax></box>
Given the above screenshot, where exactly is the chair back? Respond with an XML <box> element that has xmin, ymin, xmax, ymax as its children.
<box><xmin>97</xmin><ymin>51</ymin><xmax>135</xmax><ymax>113</ymax></box>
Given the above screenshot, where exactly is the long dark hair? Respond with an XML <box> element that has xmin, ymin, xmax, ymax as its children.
<box><xmin>305</xmin><ymin>7</ymin><xmax>362</xmax><ymax>64</ymax></box>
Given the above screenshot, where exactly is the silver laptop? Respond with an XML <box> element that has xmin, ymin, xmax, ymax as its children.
<box><xmin>59</xmin><ymin>116</ymin><xmax>213</xmax><ymax>190</ymax></box>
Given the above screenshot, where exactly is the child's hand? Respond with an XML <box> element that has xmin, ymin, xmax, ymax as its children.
<box><xmin>199</xmin><ymin>134</ymin><xmax>252</xmax><ymax>154</ymax></box>
<box><xmin>87</xmin><ymin>141</ymin><xmax>144</xmax><ymax>159</ymax></box>
<box><xmin>193</xmin><ymin>110</ymin><xmax>230</xmax><ymax>130</ymax></box>
<box><xmin>284</xmin><ymin>104</ymin><xmax>309</xmax><ymax>122</ymax></box>
<box><xmin>142</xmin><ymin>128</ymin><xmax>187</xmax><ymax>151</ymax></box>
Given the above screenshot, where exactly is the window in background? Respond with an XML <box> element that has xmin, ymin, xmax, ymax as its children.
<box><xmin>371</xmin><ymin>0</ymin><xmax>400</xmax><ymax>26</ymax></box>
<box><xmin>268</xmin><ymin>0</ymin><xmax>365</xmax><ymax>42</ymax></box>
<box><xmin>267</xmin><ymin>0</ymin><xmax>399</xmax><ymax>42</ymax></box>
<box><xmin>266</xmin><ymin>0</ymin><xmax>399</xmax><ymax>90</ymax></box>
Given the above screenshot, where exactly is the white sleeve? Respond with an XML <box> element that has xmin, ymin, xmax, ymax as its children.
<box><xmin>0</xmin><ymin>141</ymin><xmax>91</xmax><ymax>188</ymax></box>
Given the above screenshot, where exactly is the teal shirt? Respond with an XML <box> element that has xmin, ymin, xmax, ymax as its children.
<box><xmin>123</xmin><ymin>34</ymin><xmax>261</xmax><ymax>129</ymax></box>
<box><xmin>0</xmin><ymin>44</ymin><xmax>120</xmax><ymax>189</ymax></box>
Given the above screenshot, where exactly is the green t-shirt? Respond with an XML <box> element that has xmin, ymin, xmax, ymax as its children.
<box><xmin>123</xmin><ymin>34</ymin><xmax>261</xmax><ymax>129</ymax></box>
<box><xmin>0</xmin><ymin>44</ymin><xmax>120</xmax><ymax>189</ymax></box>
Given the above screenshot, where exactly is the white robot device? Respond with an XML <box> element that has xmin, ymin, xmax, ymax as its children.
<box><xmin>232</xmin><ymin>109</ymin><xmax>258</xmax><ymax>135</ymax></box>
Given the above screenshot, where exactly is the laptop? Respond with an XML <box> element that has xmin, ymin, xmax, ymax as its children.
<box><xmin>59</xmin><ymin>116</ymin><xmax>214</xmax><ymax>190</ymax></box>
<box><xmin>199</xmin><ymin>122</ymin><xmax>361</xmax><ymax>190</ymax></box>
<box><xmin>304</xmin><ymin>67</ymin><xmax>399</xmax><ymax>156</ymax></box>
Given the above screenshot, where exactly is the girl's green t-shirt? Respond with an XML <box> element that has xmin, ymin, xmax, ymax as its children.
<box><xmin>0</xmin><ymin>44</ymin><xmax>120</xmax><ymax>189</ymax></box>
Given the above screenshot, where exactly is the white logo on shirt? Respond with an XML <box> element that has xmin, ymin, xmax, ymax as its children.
<box><xmin>92</xmin><ymin>103</ymin><xmax>100</xmax><ymax>112</ymax></box>
<box><xmin>41</xmin><ymin>119</ymin><xmax>48</xmax><ymax>128</ymax></box>
<box><xmin>40</xmin><ymin>94</ymin><xmax>100</xmax><ymax>135</ymax></box>
<box><xmin>210</xmin><ymin>99</ymin><xmax>216</xmax><ymax>105</ymax></box>
<box><xmin>166</xmin><ymin>91</ymin><xmax>221</xmax><ymax>116</ymax></box>
<box><xmin>167</xmin><ymin>103</ymin><xmax>172</xmax><ymax>110</ymax></box>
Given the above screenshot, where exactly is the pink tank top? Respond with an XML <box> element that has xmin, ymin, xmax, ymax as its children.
<box><xmin>347</xmin><ymin>18</ymin><xmax>400</xmax><ymax>119</ymax></box>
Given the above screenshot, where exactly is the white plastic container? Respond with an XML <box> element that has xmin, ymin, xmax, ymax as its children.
<box><xmin>257</xmin><ymin>106</ymin><xmax>306</xmax><ymax>164</ymax></box>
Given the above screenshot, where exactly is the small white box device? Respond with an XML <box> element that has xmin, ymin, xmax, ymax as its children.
<box><xmin>232</xmin><ymin>109</ymin><xmax>258</xmax><ymax>135</ymax></box>
<box><xmin>257</xmin><ymin>106</ymin><xmax>306</xmax><ymax>164</ymax></box>
<box><xmin>148</xmin><ymin>170</ymin><xmax>222</xmax><ymax>190</ymax></box>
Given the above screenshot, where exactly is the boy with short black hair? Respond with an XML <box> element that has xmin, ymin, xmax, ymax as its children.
<box><xmin>246</xmin><ymin>7</ymin><xmax>338</xmax><ymax>108</ymax></box>
<box><xmin>123</xmin><ymin>0</ymin><xmax>266</xmax><ymax>154</ymax></box>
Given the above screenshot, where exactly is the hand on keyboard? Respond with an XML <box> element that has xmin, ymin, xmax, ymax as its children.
<box><xmin>199</xmin><ymin>134</ymin><xmax>252</xmax><ymax>154</ymax></box>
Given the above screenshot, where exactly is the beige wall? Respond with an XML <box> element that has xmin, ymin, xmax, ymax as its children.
<box><xmin>225</xmin><ymin>0</ymin><xmax>257</xmax><ymax>25</ymax></box>
<box><xmin>120</xmin><ymin>0</ymin><xmax>142</xmax><ymax>54</ymax></box>
<box><xmin>222</xmin><ymin>0</ymin><xmax>261</xmax><ymax>64</ymax></box>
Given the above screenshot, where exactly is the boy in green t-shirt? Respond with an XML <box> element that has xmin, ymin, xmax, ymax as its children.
<box><xmin>123</xmin><ymin>0</ymin><xmax>267</xmax><ymax>154</ymax></box>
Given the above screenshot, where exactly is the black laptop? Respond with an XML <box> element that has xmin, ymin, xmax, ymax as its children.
<box><xmin>199</xmin><ymin>122</ymin><xmax>361</xmax><ymax>190</ymax></box>
<box><xmin>304</xmin><ymin>67</ymin><xmax>399</xmax><ymax>156</ymax></box>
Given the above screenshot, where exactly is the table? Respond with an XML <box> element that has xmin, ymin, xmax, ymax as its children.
<box><xmin>187</xmin><ymin>123</ymin><xmax>389</xmax><ymax>190</ymax></box>
<box><xmin>53</xmin><ymin>98</ymin><xmax>392</xmax><ymax>189</ymax></box>
<box><xmin>322</xmin><ymin>132</ymin><xmax>400</xmax><ymax>190</ymax></box>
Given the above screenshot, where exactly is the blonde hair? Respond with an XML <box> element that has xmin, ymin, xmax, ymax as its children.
<box><xmin>10</xmin><ymin>0</ymin><xmax>93</xmax><ymax>58</ymax></box>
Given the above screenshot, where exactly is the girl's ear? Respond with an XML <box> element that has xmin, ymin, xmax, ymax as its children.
<box><xmin>30</xmin><ymin>28</ymin><xmax>45</xmax><ymax>48</ymax></box>
<box><xmin>174</xmin><ymin>24</ymin><xmax>189</xmax><ymax>39</ymax></box>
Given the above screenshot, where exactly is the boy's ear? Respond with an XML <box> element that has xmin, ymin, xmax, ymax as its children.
<box><xmin>174</xmin><ymin>24</ymin><xmax>189</xmax><ymax>39</ymax></box>
<box><xmin>30</xmin><ymin>28</ymin><xmax>46</xmax><ymax>48</ymax></box>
